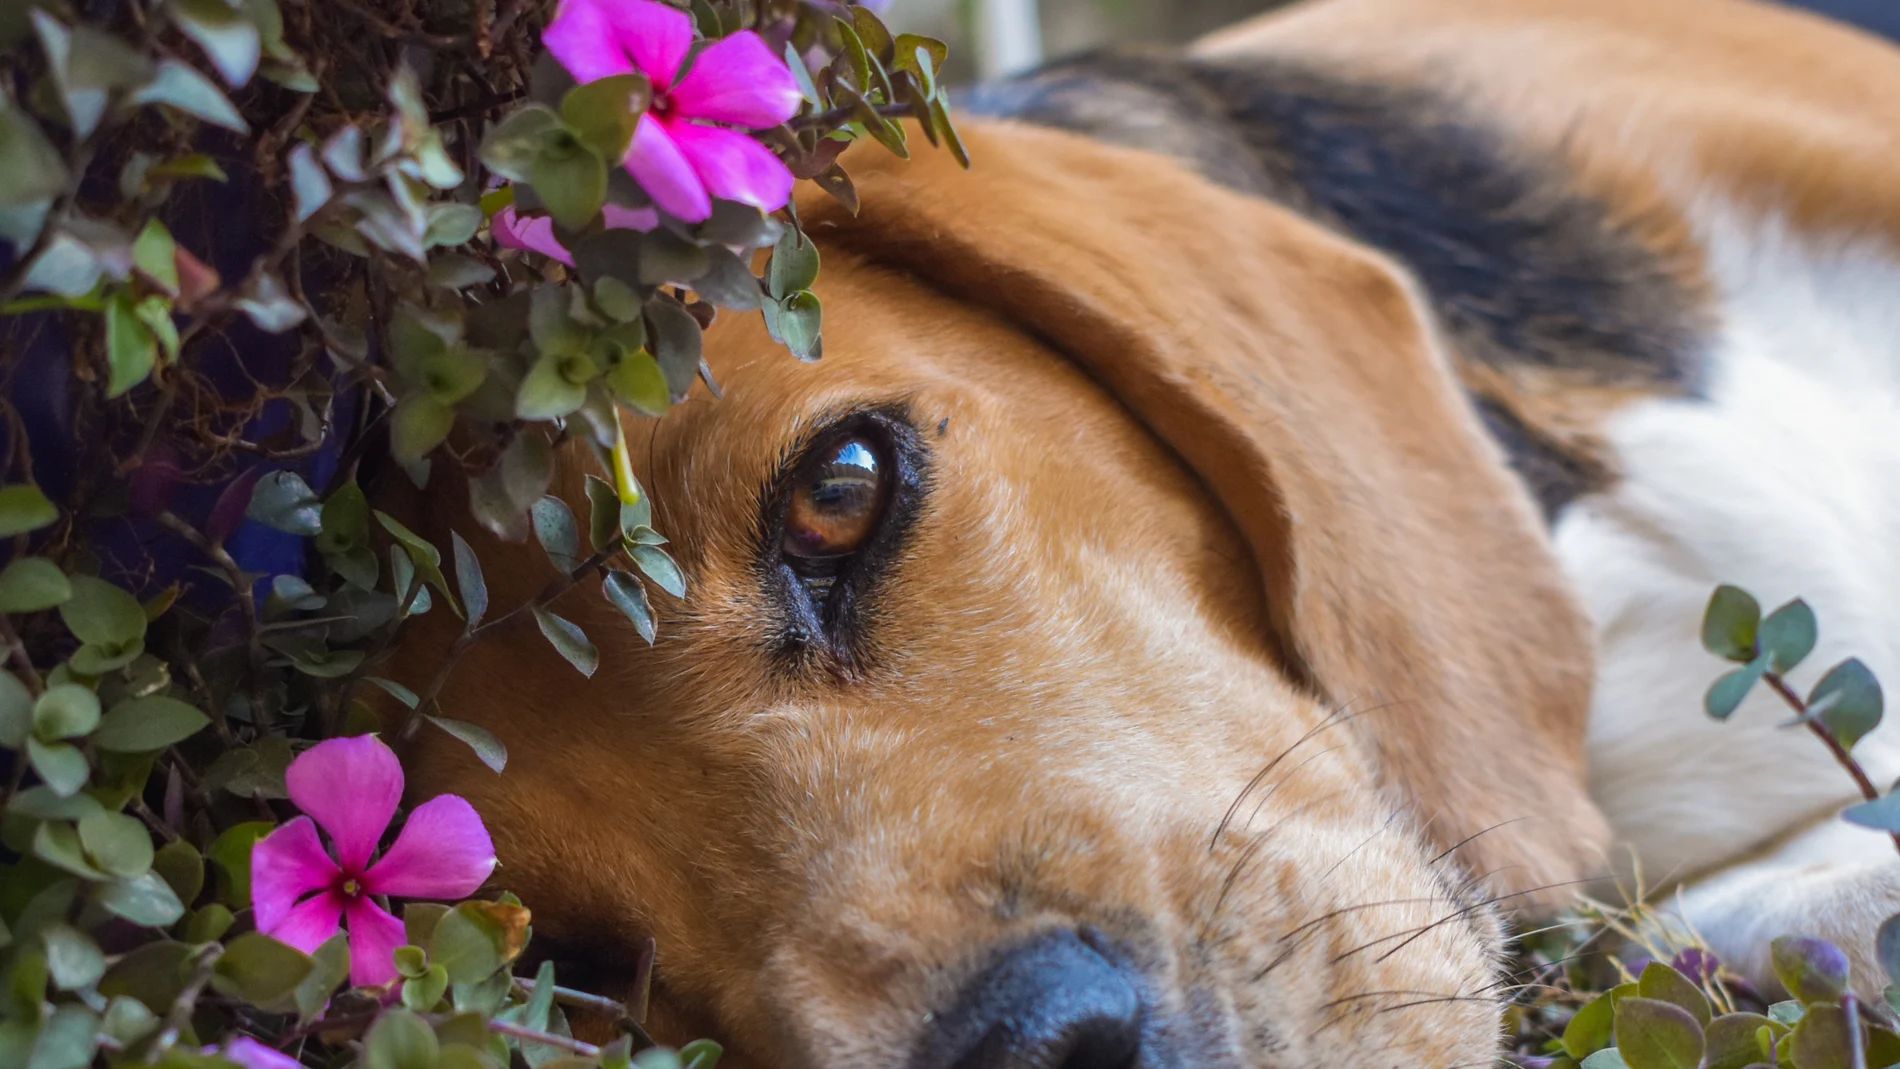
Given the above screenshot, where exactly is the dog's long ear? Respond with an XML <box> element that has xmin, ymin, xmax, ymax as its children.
<box><xmin>809</xmin><ymin>120</ymin><xmax>1608</xmax><ymax>898</ymax></box>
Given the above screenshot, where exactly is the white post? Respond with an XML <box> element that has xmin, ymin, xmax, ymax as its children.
<box><xmin>974</xmin><ymin>0</ymin><xmax>1043</xmax><ymax>80</ymax></box>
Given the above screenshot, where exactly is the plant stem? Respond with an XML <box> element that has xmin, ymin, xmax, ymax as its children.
<box><xmin>155</xmin><ymin>510</ymin><xmax>272</xmax><ymax>731</ymax></box>
<box><xmin>399</xmin><ymin>548</ymin><xmax>613</xmax><ymax>741</ymax></box>
<box><xmin>513</xmin><ymin>978</ymin><xmax>657</xmax><ymax>1051</ymax></box>
<box><xmin>0</xmin><ymin>615</ymin><xmax>44</xmax><ymax>693</ymax></box>
<box><xmin>486</xmin><ymin>1019</ymin><xmax>601</xmax><ymax>1056</ymax></box>
<box><xmin>148</xmin><ymin>944</ymin><xmax>223</xmax><ymax>1061</ymax></box>
<box><xmin>1761</xmin><ymin>669</ymin><xmax>1900</xmax><ymax>854</ymax></box>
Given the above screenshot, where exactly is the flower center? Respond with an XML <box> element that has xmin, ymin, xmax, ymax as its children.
<box><xmin>650</xmin><ymin>88</ymin><xmax>673</xmax><ymax>119</ymax></box>
<box><xmin>340</xmin><ymin>877</ymin><xmax>362</xmax><ymax>898</ymax></box>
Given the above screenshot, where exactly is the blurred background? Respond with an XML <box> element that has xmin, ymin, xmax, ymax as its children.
<box><xmin>878</xmin><ymin>0</ymin><xmax>1290</xmax><ymax>82</ymax></box>
<box><xmin>881</xmin><ymin>0</ymin><xmax>1900</xmax><ymax>84</ymax></box>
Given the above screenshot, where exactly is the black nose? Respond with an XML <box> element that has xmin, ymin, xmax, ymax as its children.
<box><xmin>920</xmin><ymin>929</ymin><xmax>1142</xmax><ymax>1069</ymax></box>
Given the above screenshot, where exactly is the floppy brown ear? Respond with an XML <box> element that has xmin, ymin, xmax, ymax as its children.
<box><xmin>806</xmin><ymin>119</ymin><xmax>1608</xmax><ymax>901</ymax></box>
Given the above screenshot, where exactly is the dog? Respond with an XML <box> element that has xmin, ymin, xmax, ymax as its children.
<box><xmin>387</xmin><ymin>0</ymin><xmax>1900</xmax><ymax>1064</ymax></box>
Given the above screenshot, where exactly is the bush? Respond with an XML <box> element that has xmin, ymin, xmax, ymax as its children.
<box><xmin>0</xmin><ymin>1</ymin><xmax>958</xmax><ymax>1067</ymax></box>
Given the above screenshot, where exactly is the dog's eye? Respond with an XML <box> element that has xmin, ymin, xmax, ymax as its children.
<box><xmin>782</xmin><ymin>436</ymin><xmax>889</xmax><ymax>560</ymax></box>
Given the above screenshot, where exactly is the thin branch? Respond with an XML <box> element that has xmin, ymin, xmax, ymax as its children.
<box><xmin>486</xmin><ymin>1019</ymin><xmax>600</xmax><ymax>1057</ymax></box>
<box><xmin>1761</xmin><ymin>669</ymin><xmax>1899</xmax><ymax>854</ymax></box>
<box><xmin>154</xmin><ymin>509</ymin><xmax>271</xmax><ymax>731</ymax></box>
<box><xmin>0</xmin><ymin>615</ymin><xmax>44</xmax><ymax>693</ymax></box>
<box><xmin>399</xmin><ymin>547</ymin><xmax>614</xmax><ymax>740</ymax></box>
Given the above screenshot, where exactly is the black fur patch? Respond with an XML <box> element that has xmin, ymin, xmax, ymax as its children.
<box><xmin>961</xmin><ymin>53</ymin><xmax>1707</xmax><ymax>519</ymax></box>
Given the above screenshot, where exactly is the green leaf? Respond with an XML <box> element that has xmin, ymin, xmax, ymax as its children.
<box><xmin>32</xmin><ymin>684</ymin><xmax>99</xmax><ymax>740</ymax></box>
<box><xmin>151</xmin><ymin>838</ymin><xmax>204</xmax><ymax>906</ymax></box>
<box><xmin>7</xmin><ymin>784</ymin><xmax>102</xmax><ymax>820</ymax></box>
<box><xmin>602</xmin><ymin>570</ymin><xmax>656</xmax><ymax>645</ymax></box>
<box><xmin>376</xmin><ymin>510</ymin><xmax>461</xmax><ymax>618</ymax></box>
<box><xmin>207</xmin><ymin>820</ymin><xmax>273</xmax><ymax>910</ymax></box>
<box><xmin>0</xmin><ymin>95</ymin><xmax>68</xmax><ymax>207</ymax></box>
<box><xmin>1771</xmin><ymin>935</ymin><xmax>1849</xmax><ymax>1004</ymax></box>
<box><xmin>1787</xmin><ymin>1003</ymin><xmax>1852</xmax><ymax>1069</ymax></box>
<box><xmin>1614</xmin><ymin>997</ymin><xmax>1704</xmax><ymax>1069</ymax></box>
<box><xmin>429</xmin><ymin>903</ymin><xmax>508</xmax><ymax>985</ymax></box>
<box><xmin>430</xmin><ymin>254</ymin><xmax>497</xmax><ymax>291</ymax></box>
<box><xmin>78</xmin><ymin>810</ymin><xmax>154</xmax><ymax>878</ymax></box>
<box><xmin>630</xmin><ymin>544</ymin><xmax>685</xmax><ymax>599</ymax></box>
<box><xmin>1706</xmin><ymin>1013</ymin><xmax>1780</xmax><ymax>1069</ymax></box>
<box><xmin>0</xmin><ymin>484</ymin><xmax>58</xmax><ymax>537</ymax></box>
<box><xmin>516</xmin><ymin>354</ymin><xmax>589</xmax><ymax>419</ymax></box>
<box><xmin>0</xmin><ymin>558</ymin><xmax>71</xmax><ymax>614</ymax></box>
<box><xmin>131</xmin><ymin>219</ymin><xmax>178</xmax><ymax>294</ymax></box>
<box><xmin>97</xmin><ymin>939</ymin><xmax>193</xmax><ymax>1012</ymax></box>
<box><xmin>1564</xmin><ymin>989</ymin><xmax>1617</xmax><ymax>1059</ymax></box>
<box><xmin>59</xmin><ymin>575</ymin><xmax>145</xmax><ymax>646</ymax></box>
<box><xmin>294</xmin><ymin>932</ymin><xmax>350</xmax><ymax>1021</ymax></box>
<box><xmin>184</xmin><ymin>903</ymin><xmax>233</xmax><ymax>943</ymax></box>
<box><xmin>41</xmin><ymin>922</ymin><xmax>104</xmax><ymax>990</ymax></box>
<box><xmin>392</xmin><ymin>395</ymin><xmax>455</xmax><ymax>463</ymax></box>
<box><xmin>96</xmin><ymin>871</ymin><xmax>185</xmax><ymax>927</ymax></box>
<box><xmin>366</xmin><ymin>1008</ymin><xmax>440</xmax><ymax>1069</ymax></box>
<box><xmin>532</xmin><ymin>496</ymin><xmax>583</xmax><ymax>574</ymax></box>
<box><xmin>441</xmin><ymin>537</ymin><xmax>488</xmax><ymax>635</ymax></box>
<box><xmin>533</xmin><ymin>607</ymin><xmax>598</xmax><ymax>677</ymax></box>
<box><xmin>235</xmin><ymin>272</ymin><xmax>305</xmax><ymax>332</ymax></box>
<box><xmin>1768</xmin><ymin>1000</ymin><xmax>1806</xmax><ymax>1026</ymax></box>
<box><xmin>25</xmin><ymin>1003</ymin><xmax>98</xmax><ymax>1069</ymax></box>
<box><xmin>768</xmin><ymin>233</ymin><xmax>820</xmax><ymax>298</ymax></box>
<box><xmin>212</xmin><ymin>932</ymin><xmax>316</xmax><ymax>1006</ymax></box>
<box><xmin>645</xmin><ymin>294</ymin><xmax>703</xmax><ymax>399</ymax></box>
<box><xmin>404</xmin><ymin>962</ymin><xmax>449</xmax><ymax>1011</ymax></box>
<box><xmin>427</xmin><ymin>716</ymin><xmax>506</xmax><ymax>774</ymax></box>
<box><xmin>560</xmin><ymin>74</ymin><xmax>649</xmax><ymax>161</ymax></box>
<box><xmin>1809</xmin><ymin>657</ymin><xmax>1882</xmax><ymax>749</ymax></box>
<box><xmin>777</xmin><ymin>290</ymin><xmax>822</xmax><ymax>360</ymax></box>
<box><xmin>479</xmin><ymin>105</ymin><xmax>563</xmax><ymax>183</ymax></box>
<box><xmin>425</xmin><ymin>203</ymin><xmax>483</xmax><ymax>248</ymax></box>
<box><xmin>603</xmin><ymin>349</ymin><xmax>670</xmax><ymax>416</ymax></box>
<box><xmin>1758</xmin><ymin>599</ymin><xmax>1817</xmax><ymax>673</ymax></box>
<box><xmin>130</xmin><ymin>58</ymin><xmax>247</xmax><ymax>132</ymax></box>
<box><xmin>1637</xmin><ymin>961</ymin><xmax>1711</xmax><ymax>1027</ymax></box>
<box><xmin>27</xmin><ymin>739</ymin><xmax>89</xmax><ymax>797</ymax></box>
<box><xmin>0</xmin><ymin>670</ymin><xmax>30</xmax><ymax>747</ymax></box>
<box><xmin>1702</xmin><ymin>585</ymin><xmax>1761</xmax><ymax>661</ymax></box>
<box><xmin>530</xmin><ymin>129</ymin><xmax>606</xmax><ymax>230</ymax></box>
<box><xmin>171</xmin><ymin>0</ymin><xmax>261</xmax><ymax>86</ymax></box>
<box><xmin>523</xmin><ymin>959</ymin><xmax>556</xmax><ymax>1031</ymax></box>
<box><xmin>247</xmin><ymin>470</ymin><xmax>323</xmax><ymax>535</ymax></box>
<box><xmin>288</xmin><ymin>142</ymin><xmax>330</xmax><ymax>222</ymax></box>
<box><xmin>99</xmin><ymin>995</ymin><xmax>158</xmax><ymax>1047</ymax></box>
<box><xmin>94</xmin><ymin>694</ymin><xmax>209</xmax><ymax>752</ymax></box>
<box><xmin>106</xmin><ymin>289</ymin><xmax>157</xmax><ymax>396</ymax></box>
<box><xmin>33</xmin><ymin>821</ymin><xmax>103</xmax><ymax>878</ymax></box>
<box><xmin>678</xmin><ymin>1039</ymin><xmax>722</xmax><ymax>1069</ymax></box>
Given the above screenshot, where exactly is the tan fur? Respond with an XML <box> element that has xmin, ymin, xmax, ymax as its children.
<box><xmin>378</xmin><ymin>0</ymin><xmax>1900</xmax><ymax>1062</ymax></box>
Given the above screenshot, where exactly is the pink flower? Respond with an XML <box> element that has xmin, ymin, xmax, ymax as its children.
<box><xmin>492</xmin><ymin>202</ymin><xmax>658</xmax><ymax>266</ymax></box>
<box><xmin>542</xmin><ymin>0</ymin><xmax>803</xmax><ymax>223</ymax></box>
<box><xmin>209</xmin><ymin>1038</ymin><xmax>302</xmax><ymax>1069</ymax></box>
<box><xmin>250</xmin><ymin>735</ymin><xmax>496</xmax><ymax>987</ymax></box>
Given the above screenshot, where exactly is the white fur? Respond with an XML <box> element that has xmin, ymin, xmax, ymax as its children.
<box><xmin>1553</xmin><ymin>202</ymin><xmax>1900</xmax><ymax>987</ymax></box>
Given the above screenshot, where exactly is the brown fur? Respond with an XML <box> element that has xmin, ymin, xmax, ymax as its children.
<box><xmin>378</xmin><ymin>0</ymin><xmax>1900</xmax><ymax>1062</ymax></box>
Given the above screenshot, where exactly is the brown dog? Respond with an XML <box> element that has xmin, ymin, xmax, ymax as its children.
<box><xmin>389</xmin><ymin>0</ymin><xmax>1900</xmax><ymax>1064</ymax></box>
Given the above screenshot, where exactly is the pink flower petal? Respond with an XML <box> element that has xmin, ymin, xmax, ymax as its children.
<box><xmin>542</xmin><ymin>0</ymin><xmax>640</xmax><ymax>83</ymax></box>
<box><xmin>625</xmin><ymin>116</ymin><xmax>712</xmax><ymax>222</ymax></box>
<box><xmin>250</xmin><ymin>816</ymin><xmax>341</xmax><ymax>934</ymax></box>
<box><xmin>285</xmin><ymin>735</ymin><xmax>402</xmax><ymax>874</ymax></box>
<box><xmin>669</xmin><ymin>32</ymin><xmax>804</xmax><ymax>128</ymax></box>
<box><xmin>343</xmin><ymin>898</ymin><xmax>408</xmax><ymax>988</ymax></box>
<box><xmin>363</xmin><ymin>794</ymin><xmax>497</xmax><ymax>900</ymax></box>
<box><xmin>602</xmin><ymin>203</ymin><xmax>660</xmax><ymax>231</ymax></box>
<box><xmin>261</xmin><ymin>889</ymin><xmax>344</xmax><ymax>954</ymax></box>
<box><xmin>492</xmin><ymin>206</ymin><xmax>575</xmax><ymax>266</ymax></box>
<box><xmin>608</xmin><ymin>0</ymin><xmax>694</xmax><ymax>87</ymax></box>
<box><xmin>220</xmin><ymin>1037</ymin><xmax>303</xmax><ymax>1069</ymax></box>
<box><xmin>667</xmin><ymin>122</ymin><xmax>796</xmax><ymax>214</ymax></box>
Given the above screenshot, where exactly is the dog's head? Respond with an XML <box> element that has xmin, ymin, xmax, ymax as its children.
<box><xmin>393</xmin><ymin>120</ymin><xmax>1608</xmax><ymax>1067</ymax></box>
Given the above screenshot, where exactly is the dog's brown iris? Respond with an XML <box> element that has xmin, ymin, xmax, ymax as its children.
<box><xmin>783</xmin><ymin>436</ymin><xmax>888</xmax><ymax>558</ymax></box>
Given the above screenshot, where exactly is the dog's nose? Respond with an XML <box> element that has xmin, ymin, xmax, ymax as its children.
<box><xmin>924</xmin><ymin>930</ymin><xmax>1142</xmax><ymax>1069</ymax></box>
